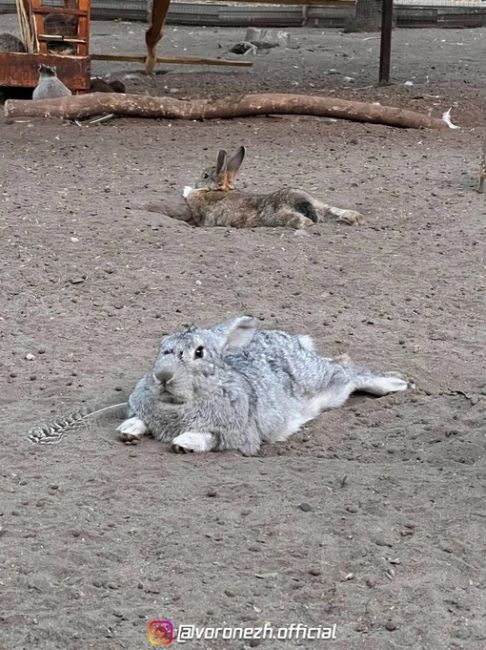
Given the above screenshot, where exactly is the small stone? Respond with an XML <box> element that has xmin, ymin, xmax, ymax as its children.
<box><xmin>308</xmin><ymin>567</ymin><xmax>322</xmax><ymax>576</ymax></box>
<box><xmin>371</xmin><ymin>532</ymin><xmax>393</xmax><ymax>547</ymax></box>
<box><xmin>400</xmin><ymin>524</ymin><xmax>415</xmax><ymax>537</ymax></box>
<box><xmin>345</xmin><ymin>504</ymin><xmax>358</xmax><ymax>513</ymax></box>
<box><xmin>69</xmin><ymin>277</ymin><xmax>84</xmax><ymax>285</ymax></box>
<box><xmin>298</xmin><ymin>502</ymin><xmax>313</xmax><ymax>512</ymax></box>
<box><xmin>224</xmin><ymin>589</ymin><xmax>236</xmax><ymax>597</ymax></box>
<box><xmin>385</xmin><ymin>618</ymin><xmax>398</xmax><ymax>631</ymax></box>
<box><xmin>206</xmin><ymin>489</ymin><xmax>218</xmax><ymax>497</ymax></box>
<box><xmin>25</xmin><ymin>353</ymin><xmax>35</xmax><ymax>360</ymax></box>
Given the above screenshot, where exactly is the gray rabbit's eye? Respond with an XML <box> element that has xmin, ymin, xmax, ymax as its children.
<box><xmin>202</xmin><ymin>172</ymin><xmax>209</xmax><ymax>179</ymax></box>
<box><xmin>194</xmin><ymin>346</ymin><xmax>205</xmax><ymax>359</ymax></box>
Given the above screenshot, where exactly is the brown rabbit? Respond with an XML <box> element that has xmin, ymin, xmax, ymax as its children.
<box><xmin>183</xmin><ymin>146</ymin><xmax>365</xmax><ymax>229</ymax></box>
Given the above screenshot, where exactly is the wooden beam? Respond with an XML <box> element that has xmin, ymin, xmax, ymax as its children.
<box><xmin>91</xmin><ymin>53</ymin><xmax>252</xmax><ymax>67</ymax></box>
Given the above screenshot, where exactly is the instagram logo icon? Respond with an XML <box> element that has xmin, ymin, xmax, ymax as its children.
<box><xmin>147</xmin><ymin>619</ymin><xmax>174</xmax><ymax>647</ymax></box>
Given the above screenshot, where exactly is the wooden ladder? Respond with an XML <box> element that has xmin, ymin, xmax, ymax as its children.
<box><xmin>30</xmin><ymin>0</ymin><xmax>90</xmax><ymax>56</ymax></box>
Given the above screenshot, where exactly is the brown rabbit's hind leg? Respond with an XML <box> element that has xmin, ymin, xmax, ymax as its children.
<box><xmin>271</xmin><ymin>209</ymin><xmax>315</xmax><ymax>229</ymax></box>
<box><xmin>327</xmin><ymin>207</ymin><xmax>365</xmax><ymax>226</ymax></box>
<box><xmin>313</xmin><ymin>200</ymin><xmax>365</xmax><ymax>225</ymax></box>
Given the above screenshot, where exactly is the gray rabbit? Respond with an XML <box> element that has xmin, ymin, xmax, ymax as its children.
<box><xmin>183</xmin><ymin>146</ymin><xmax>365</xmax><ymax>228</ymax></box>
<box><xmin>32</xmin><ymin>65</ymin><xmax>72</xmax><ymax>100</ymax></box>
<box><xmin>118</xmin><ymin>316</ymin><xmax>408</xmax><ymax>454</ymax></box>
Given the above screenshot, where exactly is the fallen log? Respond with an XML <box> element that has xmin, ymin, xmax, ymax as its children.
<box><xmin>4</xmin><ymin>92</ymin><xmax>449</xmax><ymax>129</ymax></box>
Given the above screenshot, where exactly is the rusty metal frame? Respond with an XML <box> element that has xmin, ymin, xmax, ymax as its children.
<box><xmin>0</xmin><ymin>0</ymin><xmax>90</xmax><ymax>93</ymax></box>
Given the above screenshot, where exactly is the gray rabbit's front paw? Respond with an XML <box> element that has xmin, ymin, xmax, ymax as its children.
<box><xmin>171</xmin><ymin>431</ymin><xmax>216</xmax><ymax>453</ymax></box>
<box><xmin>117</xmin><ymin>416</ymin><xmax>147</xmax><ymax>444</ymax></box>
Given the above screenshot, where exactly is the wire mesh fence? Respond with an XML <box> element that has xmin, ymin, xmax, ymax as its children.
<box><xmin>1</xmin><ymin>0</ymin><xmax>486</xmax><ymax>26</ymax></box>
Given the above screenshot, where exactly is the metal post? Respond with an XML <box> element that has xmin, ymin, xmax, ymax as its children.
<box><xmin>379</xmin><ymin>0</ymin><xmax>393</xmax><ymax>84</ymax></box>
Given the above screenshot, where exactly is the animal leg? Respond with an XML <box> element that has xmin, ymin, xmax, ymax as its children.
<box><xmin>172</xmin><ymin>431</ymin><xmax>217</xmax><ymax>453</ymax></box>
<box><xmin>117</xmin><ymin>416</ymin><xmax>147</xmax><ymax>443</ymax></box>
<box><xmin>313</xmin><ymin>200</ymin><xmax>365</xmax><ymax>225</ymax></box>
<box><xmin>270</xmin><ymin>209</ymin><xmax>315</xmax><ymax>229</ymax></box>
<box><xmin>340</xmin><ymin>360</ymin><xmax>409</xmax><ymax>396</ymax></box>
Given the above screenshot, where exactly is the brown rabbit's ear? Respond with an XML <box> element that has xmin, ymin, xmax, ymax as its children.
<box><xmin>226</xmin><ymin>146</ymin><xmax>246</xmax><ymax>176</ymax></box>
<box><xmin>216</xmin><ymin>150</ymin><xmax>228</xmax><ymax>176</ymax></box>
<box><xmin>224</xmin><ymin>146</ymin><xmax>246</xmax><ymax>189</ymax></box>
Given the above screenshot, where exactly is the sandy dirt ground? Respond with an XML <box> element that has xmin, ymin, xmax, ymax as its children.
<box><xmin>1</xmin><ymin>17</ymin><xmax>486</xmax><ymax>650</ymax></box>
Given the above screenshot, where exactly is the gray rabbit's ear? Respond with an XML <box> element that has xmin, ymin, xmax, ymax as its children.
<box><xmin>216</xmin><ymin>150</ymin><xmax>228</xmax><ymax>175</ymax></box>
<box><xmin>212</xmin><ymin>315</ymin><xmax>256</xmax><ymax>350</ymax></box>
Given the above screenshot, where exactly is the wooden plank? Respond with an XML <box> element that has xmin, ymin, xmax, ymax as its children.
<box><xmin>91</xmin><ymin>53</ymin><xmax>253</xmax><ymax>67</ymax></box>
<box><xmin>38</xmin><ymin>35</ymin><xmax>87</xmax><ymax>43</ymax></box>
<box><xmin>0</xmin><ymin>52</ymin><xmax>90</xmax><ymax>90</ymax></box>
<box><xmin>77</xmin><ymin>0</ymin><xmax>90</xmax><ymax>56</ymax></box>
<box><xmin>28</xmin><ymin>6</ymin><xmax>88</xmax><ymax>16</ymax></box>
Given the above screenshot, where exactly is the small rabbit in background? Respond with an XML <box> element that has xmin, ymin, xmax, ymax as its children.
<box><xmin>118</xmin><ymin>316</ymin><xmax>408</xmax><ymax>454</ymax></box>
<box><xmin>32</xmin><ymin>65</ymin><xmax>72</xmax><ymax>100</ymax></box>
<box><xmin>0</xmin><ymin>33</ymin><xmax>26</xmax><ymax>52</ymax></box>
<box><xmin>183</xmin><ymin>146</ymin><xmax>365</xmax><ymax>229</ymax></box>
<box><xmin>44</xmin><ymin>10</ymin><xmax>78</xmax><ymax>55</ymax></box>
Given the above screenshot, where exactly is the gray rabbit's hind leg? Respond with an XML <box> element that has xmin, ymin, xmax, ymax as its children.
<box><xmin>353</xmin><ymin>371</ymin><xmax>408</xmax><ymax>396</ymax></box>
<box><xmin>117</xmin><ymin>416</ymin><xmax>147</xmax><ymax>443</ymax></box>
<box><xmin>271</xmin><ymin>209</ymin><xmax>315</xmax><ymax>229</ymax></box>
<box><xmin>171</xmin><ymin>431</ymin><xmax>217</xmax><ymax>453</ymax></box>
